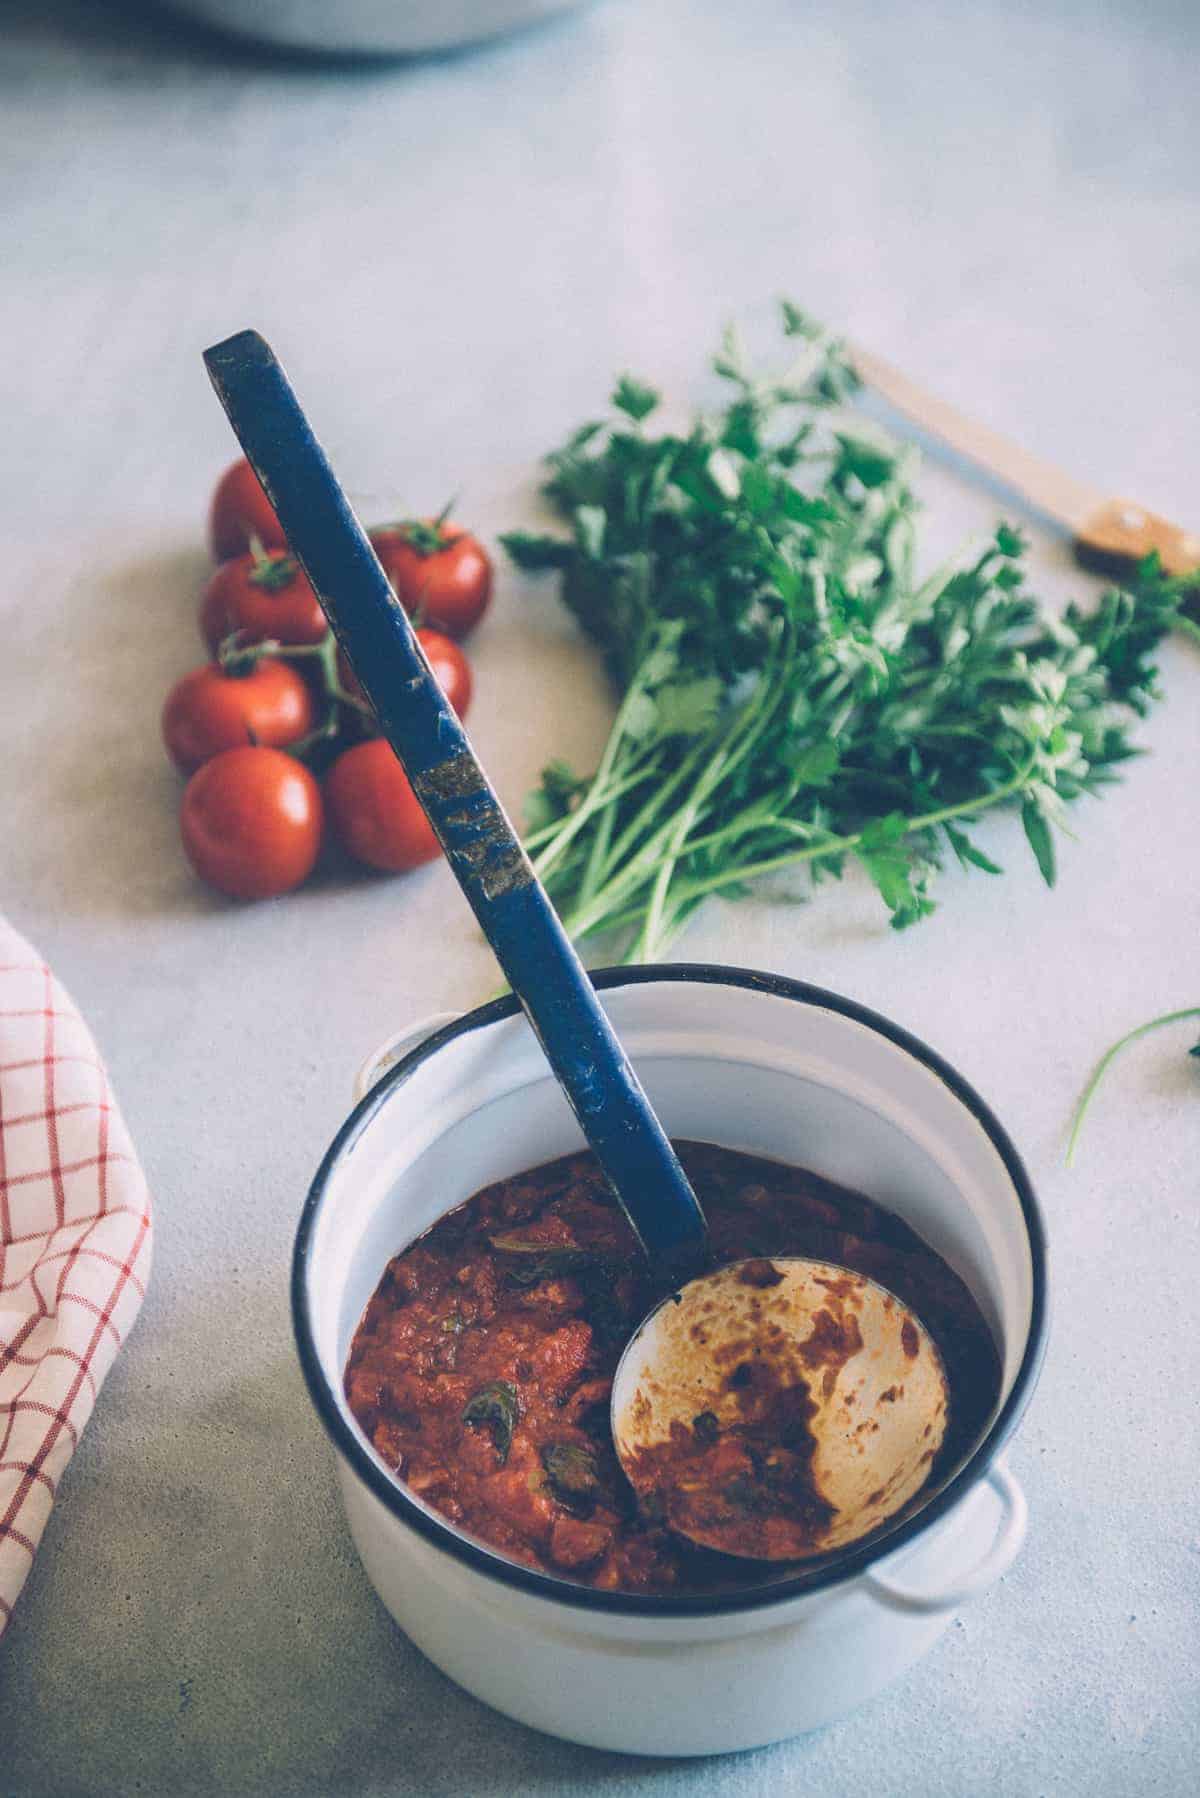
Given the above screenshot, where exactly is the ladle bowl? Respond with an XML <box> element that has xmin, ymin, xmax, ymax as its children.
<box><xmin>612</xmin><ymin>1257</ymin><xmax>948</xmax><ymax>1559</ymax></box>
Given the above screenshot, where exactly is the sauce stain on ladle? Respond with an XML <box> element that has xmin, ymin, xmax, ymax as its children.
<box><xmin>612</xmin><ymin>1256</ymin><xmax>949</xmax><ymax>1560</ymax></box>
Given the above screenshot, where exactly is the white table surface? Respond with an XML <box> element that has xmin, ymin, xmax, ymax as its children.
<box><xmin>2</xmin><ymin>1</ymin><xmax>1198</xmax><ymax>1792</ymax></box>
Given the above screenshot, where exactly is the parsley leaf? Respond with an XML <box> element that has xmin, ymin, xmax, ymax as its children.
<box><xmin>462</xmin><ymin>1380</ymin><xmax>520</xmax><ymax>1464</ymax></box>
<box><xmin>540</xmin><ymin>1442</ymin><xmax>601</xmax><ymax>1516</ymax></box>
<box><xmin>1020</xmin><ymin>800</ymin><xmax>1057</xmax><ymax>888</ymax></box>
<box><xmin>501</xmin><ymin>531</ymin><xmax>575</xmax><ymax>571</ymax></box>
<box><xmin>612</xmin><ymin>374</ymin><xmax>660</xmax><ymax>422</ymax></box>
<box><xmin>943</xmin><ymin>821</ymin><xmax>1003</xmax><ymax>876</ymax></box>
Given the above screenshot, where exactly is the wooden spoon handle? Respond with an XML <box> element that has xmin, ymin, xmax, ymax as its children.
<box><xmin>1074</xmin><ymin>499</ymin><xmax>1200</xmax><ymax>582</ymax></box>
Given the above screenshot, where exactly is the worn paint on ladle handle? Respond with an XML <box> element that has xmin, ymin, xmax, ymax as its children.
<box><xmin>203</xmin><ymin>329</ymin><xmax>709</xmax><ymax>1280</ymax></box>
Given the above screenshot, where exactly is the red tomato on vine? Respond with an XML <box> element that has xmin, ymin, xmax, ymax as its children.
<box><xmin>162</xmin><ymin>660</ymin><xmax>315</xmax><ymax>773</ymax></box>
<box><xmin>325</xmin><ymin>740</ymin><xmax>441</xmax><ymax>873</ymax></box>
<box><xmin>201</xmin><ymin>546</ymin><xmax>327</xmax><ymax>649</ymax></box>
<box><xmin>208</xmin><ymin>458</ymin><xmax>287</xmax><ymax>562</ymax></box>
<box><xmin>370</xmin><ymin>517</ymin><xmax>492</xmax><ymax>638</ymax></box>
<box><xmin>181</xmin><ymin>746</ymin><xmax>323</xmax><ymax>900</ymax></box>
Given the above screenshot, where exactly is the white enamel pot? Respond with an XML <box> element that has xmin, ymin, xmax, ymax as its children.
<box><xmin>293</xmin><ymin>966</ymin><xmax>1047</xmax><ymax>1756</ymax></box>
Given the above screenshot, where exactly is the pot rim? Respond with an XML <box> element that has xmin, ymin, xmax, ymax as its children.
<box><xmin>293</xmin><ymin>962</ymin><xmax>1048</xmax><ymax>1619</ymax></box>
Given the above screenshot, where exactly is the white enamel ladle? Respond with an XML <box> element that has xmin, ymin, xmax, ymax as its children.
<box><xmin>205</xmin><ymin>331</ymin><xmax>949</xmax><ymax>1566</ymax></box>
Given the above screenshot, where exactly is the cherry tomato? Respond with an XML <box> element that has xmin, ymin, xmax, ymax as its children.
<box><xmin>338</xmin><ymin>627</ymin><xmax>472</xmax><ymax>719</ymax></box>
<box><xmin>369</xmin><ymin>520</ymin><xmax>492</xmax><ymax>638</ymax></box>
<box><xmin>202</xmin><ymin>549</ymin><xmax>327</xmax><ymax>648</ymax></box>
<box><xmin>417</xmin><ymin>628</ymin><xmax>473</xmax><ymax>717</ymax></box>
<box><xmin>162</xmin><ymin>660</ymin><xmax>315</xmax><ymax>774</ymax></box>
<box><xmin>181</xmin><ymin>746</ymin><xmax>323</xmax><ymax>900</ymax></box>
<box><xmin>325</xmin><ymin>739</ymin><xmax>441</xmax><ymax>873</ymax></box>
<box><xmin>209</xmin><ymin>457</ymin><xmax>287</xmax><ymax>562</ymax></box>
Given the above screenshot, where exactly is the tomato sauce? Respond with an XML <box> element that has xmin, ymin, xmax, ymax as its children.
<box><xmin>344</xmin><ymin>1141</ymin><xmax>1000</xmax><ymax>1594</ymax></box>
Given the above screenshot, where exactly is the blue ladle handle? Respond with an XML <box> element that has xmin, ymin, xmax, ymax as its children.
<box><xmin>203</xmin><ymin>330</ymin><xmax>709</xmax><ymax>1284</ymax></box>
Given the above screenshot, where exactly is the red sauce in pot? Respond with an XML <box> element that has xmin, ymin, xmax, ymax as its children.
<box><xmin>344</xmin><ymin>1141</ymin><xmax>1000</xmax><ymax>1594</ymax></box>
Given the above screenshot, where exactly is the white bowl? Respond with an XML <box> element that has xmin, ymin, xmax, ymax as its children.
<box><xmin>156</xmin><ymin>0</ymin><xmax>589</xmax><ymax>55</ymax></box>
<box><xmin>293</xmin><ymin>966</ymin><xmax>1047</xmax><ymax>1756</ymax></box>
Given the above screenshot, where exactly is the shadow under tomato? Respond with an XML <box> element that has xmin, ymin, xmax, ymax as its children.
<box><xmin>5</xmin><ymin>542</ymin><xmax>230</xmax><ymax>923</ymax></box>
<box><xmin>15</xmin><ymin>538</ymin><xmax>422</xmax><ymax>924</ymax></box>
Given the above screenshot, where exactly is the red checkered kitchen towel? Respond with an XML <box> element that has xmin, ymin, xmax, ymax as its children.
<box><xmin>0</xmin><ymin>916</ymin><xmax>153</xmax><ymax>1635</ymax></box>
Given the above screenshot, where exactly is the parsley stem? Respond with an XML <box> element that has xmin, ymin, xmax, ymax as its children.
<box><xmin>1171</xmin><ymin>611</ymin><xmax>1200</xmax><ymax>648</ymax></box>
<box><xmin>558</xmin><ymin>755</ymin><xmax>1040</xmax><ymax>950</ymax></box>
<box><xmin>1065</xmin><ymin>1007</ymin><xmax>1200</xmax><ymax>1166</ymax></box>
<box><xmin>682</xmin><ymin>812</ymin><xmax>819</xmax><ymax>856</ymax></box>
<box><xmin>632</xmin><ymin>742</ymin><xmax>730</xmax><ymax>961</ymax></box>
<box><xmin>527</xmin><ymin>758</ymin><xmax>662</xmax><ymax>853</ymax></box>
<box><xmin>660</xmin><ymin>759</ymin><xmax>1039</xmax><ymax>910</ymax></box>
<box><xmin>577</xmin><ymin>794</ymin><xmax>616</xmax><ymax>908</ymax></box>
<box><xmin>530</xmin><ymin>744</ymin><xmax>660</xmax><ymax>878</ymax></box>
<box><xmin>595</xmin><ymin>731</ymin><xmax>718</xmax><ymax>880</ymax></box>
<box><xmin>570</xmin><ymin>659</ymin><xmax>795</xmax><ymax>948</ymax></box>
<box><xmin>531</xmin><ymin>666</ymin><xmax>663</xmax><ymax>879</ymax></box>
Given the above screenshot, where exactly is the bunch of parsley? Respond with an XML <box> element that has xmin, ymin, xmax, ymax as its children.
<box><xmin>503</xmin><ymin>306</ymin><xmax>1192</xmax><ymax>962</ymax></box>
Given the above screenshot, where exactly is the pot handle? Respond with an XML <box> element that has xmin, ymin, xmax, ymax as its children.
<box><xmin>863</xmin><ymin>1459</ymin><xmax>1027</xmax><ymax>1617</ymax></box>
<box><xmin>353</xmin><ymin>1012</ymin><xmax>462</xmax><ymax>1104</ymax></box>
